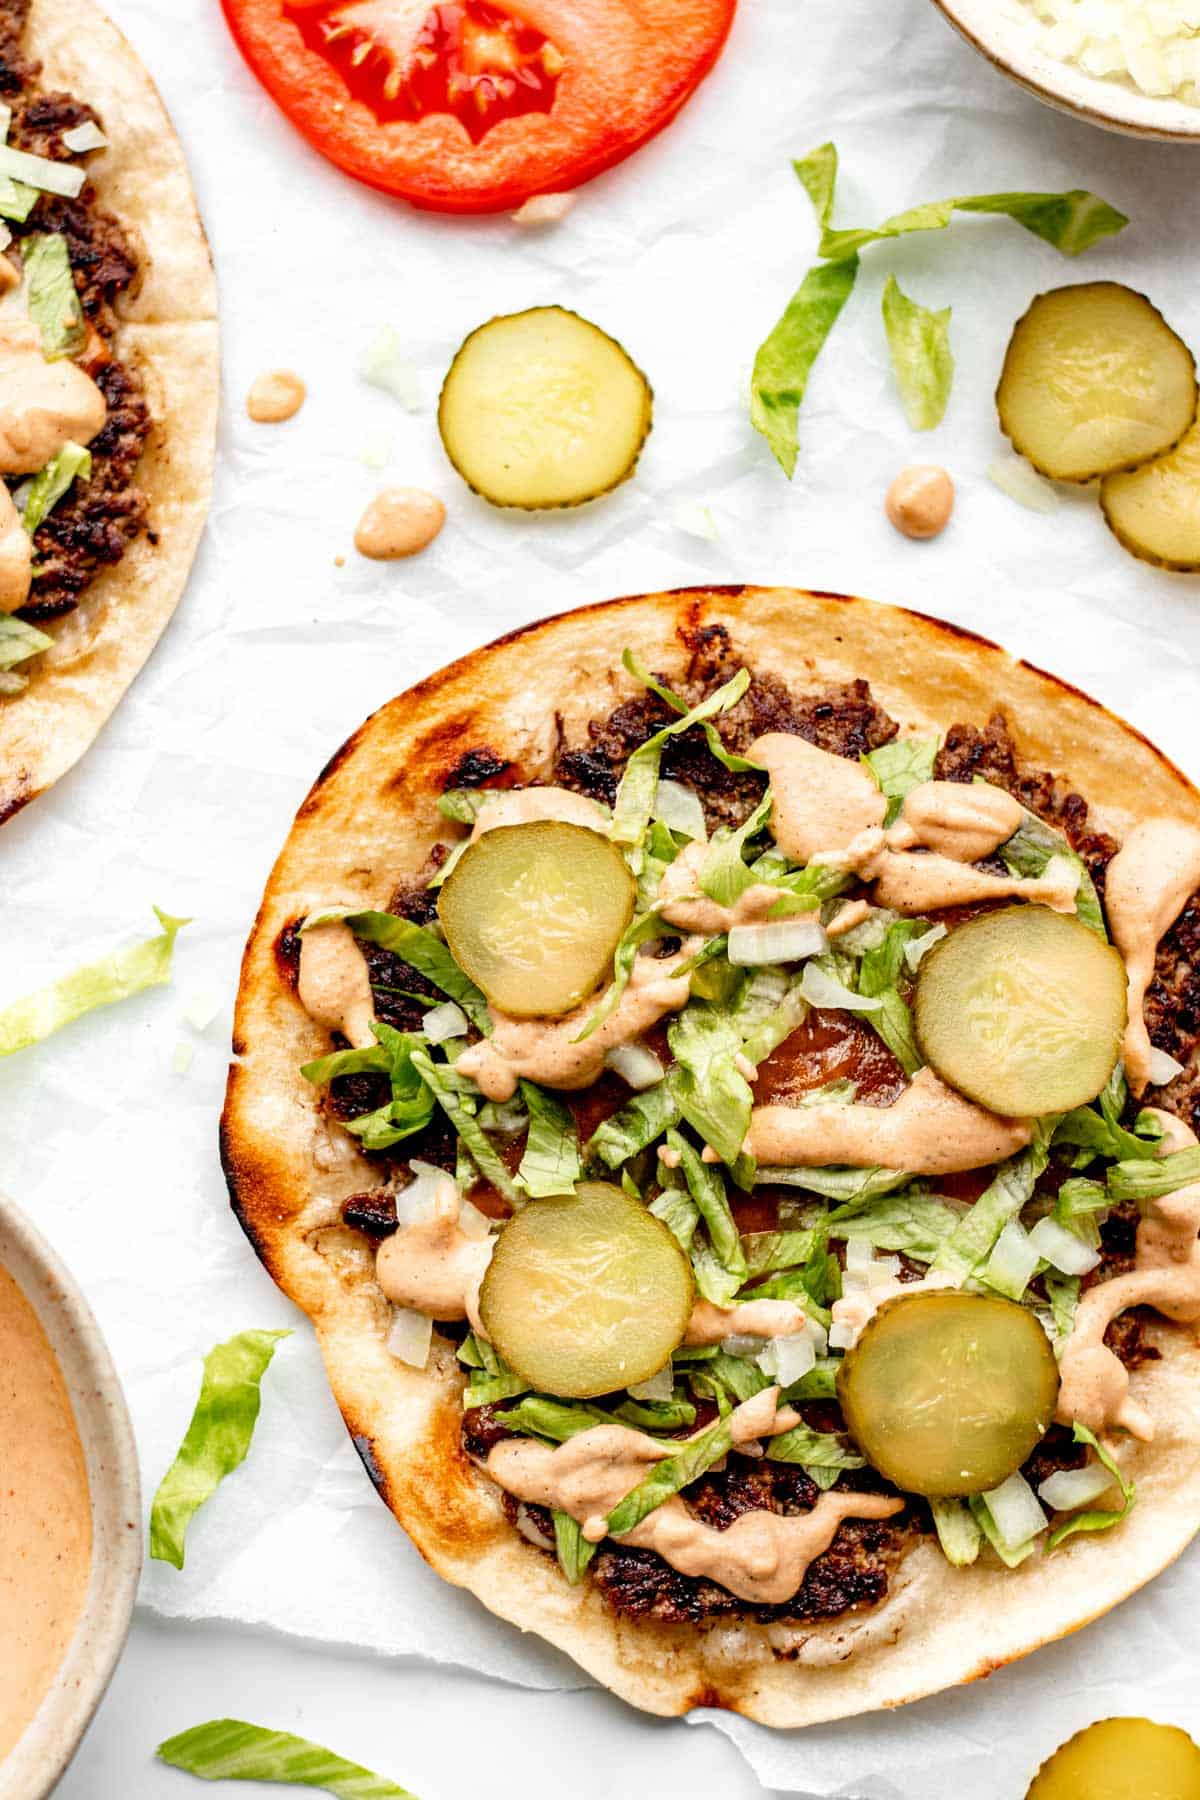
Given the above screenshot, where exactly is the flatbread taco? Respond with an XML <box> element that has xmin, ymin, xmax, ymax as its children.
<box><xmin>223</xmin><ymin>585</ymin><xmax>1200</xmax><ymax>1725</ymax></box>
<box><xmin>0</xmin><ymin>0</ymin><xmax>217</xmax><ymax>824</ymax></box>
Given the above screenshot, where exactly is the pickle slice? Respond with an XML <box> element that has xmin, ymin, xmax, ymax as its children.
<box><xmin>838</xmin><ymin>1290</ymin><xmax>1059</xmax><ymax>1498</ymax></box>
<box><xmin>438</xmin><ymin>306</ymin><xmax>653</xmax><ymax>509</ymax></box>
<box><xmin>438</xmin><ymin>820</ymin><xmax>635</xmax><ymax>1019</ymax></box>
<box><xmin>913</xmin><ymin>905</ymin><xmax>1126</xmax><ymax>1119</ymax></box>
<box><xmin>479</xmin><ymin>1181</ymin><xmax>695</xmax><ymax>1398</ymax></box>
<box><xmin>1027</xmin><ymin>1718</ymin><xmax>1200</xmax><ymax>1799</ymax></box>
<box><xmin>1101</xmin><ymin>419</ymin><xmax>1200</xmax><ymax>571</ymax></box>
<box><xmin>997</xmin><ymin>283</ymin><xmax>1197</xmax><ymax>483</ymax></box>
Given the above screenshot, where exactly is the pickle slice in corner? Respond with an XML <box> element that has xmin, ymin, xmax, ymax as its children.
<box><xmin>1101</xmin><ymin>418</ymin><xmax>1200</xmax><ymax>572</ymax></box>
<box><xmin>438</xmin><ymin>820</ymin><xmax>635</xmax><ymax>1019</ymax></box>
<box><xmin>837</xmin><ymin>1290</ymin><xmax>1059</xmax><ymax>1498</ymax></box>
<box><xmin>1026</xmin><ymin>1717</ymin><xmax>1200</xmax><ymax>1799</ymax></box>
<box><xmin>479</xmin><ymin>1182</ymin><xmax>695</xmax><ymax>1399</ymax></box>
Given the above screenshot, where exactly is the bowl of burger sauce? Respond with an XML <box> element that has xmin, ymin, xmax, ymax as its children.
<box><xmin>0</xmin><ymin>1195</ymin><xmax>140</xmax><ymax>1799</ymax></box>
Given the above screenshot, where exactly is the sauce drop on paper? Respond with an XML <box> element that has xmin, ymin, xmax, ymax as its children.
<box><xmin>886</xmin><ymin>465</ymin><xmax>954</xmax><ymax>539</ymax></box>
<box><xmin>246</xmin><ymin>369</ymin><xmax>306</xmax><ymax>423</ymax></box>
<box><xmin>0</xmin><ymin>1264</ymin><xmax>92</xmax><ymax>1760</ymax></box>
<box><xmin>354</xmin><ymin>488</ymin><xmax>445</xmax><ymax>560</ymax></box>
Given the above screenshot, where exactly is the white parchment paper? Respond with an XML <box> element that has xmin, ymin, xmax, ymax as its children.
<box><xmin>5</xmin><ymin>0</ymin><xmax>1200</xmax><ymax>1790</ymax></box>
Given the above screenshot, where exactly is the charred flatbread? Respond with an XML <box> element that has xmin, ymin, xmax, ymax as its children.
<box><xmin>223</xmin><ymin>586</ymin><xmax>1200</xmax><ymax>1726</ymax></box>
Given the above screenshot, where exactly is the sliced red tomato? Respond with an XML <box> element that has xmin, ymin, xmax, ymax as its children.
<box><xmin>220</xmin><ymin>0</ymin><xmax>738</xmax><ymax>213</ymax></box>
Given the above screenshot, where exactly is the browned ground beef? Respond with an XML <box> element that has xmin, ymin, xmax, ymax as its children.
<box><xmin>0</xmin><ymin>1</ymin><xmax>151</xmax><ymax>624</ymax></box>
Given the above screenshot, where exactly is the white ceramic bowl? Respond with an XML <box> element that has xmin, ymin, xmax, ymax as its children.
<box><xmin>931</xmin><ymin>0</ymin><xmax>1200</xmax><ymax>140</ymax></box>
<box><xmin>0</xmin><ymin>1196</ymin><xmax>141</xmax><ymax>1800</ymax></box>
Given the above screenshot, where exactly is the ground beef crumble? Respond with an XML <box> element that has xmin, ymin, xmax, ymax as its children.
<box><xmin>0</xmin><ymin>0</ymin><xmax>150</xmax><ymax>626</ymax></box>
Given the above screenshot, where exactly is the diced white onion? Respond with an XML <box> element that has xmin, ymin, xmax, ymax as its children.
<box><xmin>982</xmin><ymin>1471</ymin><xmax>1047</xmax><ymax>1551</ymax></box>
<box><xmin>457</xmin><ymin>1199</ymin><xmax>492</xmax><ymax>1242</ymax></box>
<box><xmin>1037</xmin><ymin>1463</ymin><xmax>1118</xmax><ymax>1513</ymax></box>
<box><xmin>62</xmin><ymin>121</ymin><xmax>107</xmax><ymax>152</ymax></box>
<box><xmin>833</xmin><ymin>906</ymin><xmax>895</xmax><ymax>952</ymax></box>
<box><xmin>756</xmin><ymin>1331</ymin><xmax>816</xmax><ymax>1385</ymax></box>
<box><xmin>1148</xmin><ymin>1046</ymin><xmax>1186</xmax><ymax>1087</ymax></box>
<box><xmin>845</xmin><ymin>1239</ymin><xmax>877</xmax><ymax>1276</ymax></box>
<box><xmin>422</xmin><ymin>1000</ymin><xmax>469</xmax><ymax>1043</ymax></box>
<box><xmin>670</xmin><ymin>500</ymin><xmax>720</xmax><ymax>542</ymax></box>
<box><xmin>628</xmin><ymin>1362</ymin><xmax>674</xmax><ymax>1402</ymax></box>
<box><xmin>394</xmin><ymin>1160</ymin><xmax>454</xmax><ymax>1227</ymax></box>
<box><xmin>0</xmin><ymin>223</ymin><xmax>12</xmax><ymax>252</ymax></box>
<box><xmin>986</xmin><ymin>1221</ymin><xmax>1041</xmax><ymax>1297</ymax></box>
<box><xmin>828</xmin><ymin>1319</ymin><xmax>857</xmax><ymax>1351</ymax></box>
<box><xmin>478</xmin><ymin>1098</ymin><xmax>526</xmax><ymax>1135</ymax></box>
<box><xmin>360</xmin><ymin>433</ymin><xmax>393</xmax><ymax>470</ymax></box>
<box><xmin>604</xmin><ymin>1041</ymin><xmax>665</xmax><ymax>1090</ymax></box>
<box><xmin>511</xmin><ymin>191</ymin><xmax>575</xmax><ymax>226</ymax></box>
<box><xmin>1028</xmin><ymin>1214</ymin><xmax>1102</xmax><ymax>1277</ymax></box>
<box><xmin>652</xmin><ymin>778</ymin><xmax>707</xmax><ymax>841</ymax></box>
<box><xmin>170</xmin><ymin>1039</ymin><xmax>193</xmax><ymax>1076</ymax></box>
<box><xmin>729</xmin><ymin>918</ymin><xmax>828</xmax><ymax>967</ymax></box>
<box><xmin>1043</xmin><ymin>853</ymin><xmax>1082</xmax><ymax>898</ymax></box>
<box><xmin>0</xmin><ymin>142</ymin><xmax>84</xmax><ymax>197</ymax></box>
<box><xmin>865</xmin><ymin>1255</ymin><xmax>902</xmax><ymax>1289</ymax></box>
<box><xmin>988</xmin><ymin>453</ymin><xmax>1062</xmax><ymax>515</ymax></box>
<box><xmin>386</xmin><ymin>1306</ymin><xmax>433</xmax><ymax>1368</ymax></box>
<box><xmin>358</xmin><ymin>325</ymin><xmax>422</xmax><ymax>409</ymax></box>
<box><xmin>799</xmin><ymin>961</ymin><xmax>881</xmax><ymax>1012</ymax></box>
<box><xmin>904</xmin><ymin>923</ymin><xmax>948</xmax><ymax>972</ymax></box>
<box><xmin>183</xmin><ymin>988</ymin><xmax>221</xmax><ymax>1032</ymax></box>
<box><xmin>720</xmin><ymin>1334</ymin><xmax>764</xmax><ymax>1358</ymax></box>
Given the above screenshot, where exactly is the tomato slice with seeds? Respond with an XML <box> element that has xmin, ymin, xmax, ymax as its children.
<box><xmin>220</xmin><ymin>0</ymin><xmax>738</xmax><ymax>213</ymax></box>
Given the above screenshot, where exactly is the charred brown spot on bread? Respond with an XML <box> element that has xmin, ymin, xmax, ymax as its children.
<box><xmin>403</xmin><ymin>713</ymin><xmax>485</xmax><ymax>791</ymax></box>
<box><xmin>0</xmin><ymin>773</ymin><xmax>34</xmax><ymax>825</ymax></box>
<box><xmin>443</xmin><ymin>747</ymin><xmax>520</xmax><ymax>789</ymax></box>
<box><xmin>352</xmin><ymin>1432</ymin><xmax>389</xmax><ymax>1495</ymax></box>
<box><xmin>342</xmin><ymin>1187</ymin><xmax>399</xmax><ymax>1239</ymax></box>
<box><xmin>274</xmin><ymin>921</ymin><xmax>303</xmax><ymax>992</ymax></box>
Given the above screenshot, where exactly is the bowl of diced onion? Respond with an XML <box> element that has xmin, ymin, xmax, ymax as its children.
<box><xmin>930</xmin><ymin>0</ymin><xmax>1200</xmax><ymax>140</ymax></box>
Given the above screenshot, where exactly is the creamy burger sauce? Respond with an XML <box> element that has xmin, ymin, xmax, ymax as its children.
<box><xmin>0</xmin><ymin>1265</ymin><xmax>92</xmax><ymax>1760</ymax></box>
<box><xmin>469</xmin><ymin>786</ymin><xmax>607</xmax><ymax>840</ymax></box>
<box><xmin>0</xmin><ymin>319</ymin><xmax>106</xmax><ymax>476</ymax></box>
<box><xmin>375</xmin><ymin>1172</ymin><xmax>493</xmax><ymax>1334</ymax></box>
<box><xmin>657</xmin><ymin>839</ymin><xmax>784</xmax><ymax>936</ymax></box>
<box><xmin>1056</xmin><ymin>1109</ymin><xmax>1200</xmax><ymax>1440</ymax></box>
<box><xmin>486</xmin><ymin>1387</ymin><xmax>902</xmax><ymax>1604</ymax></box>
<box><xmin>1104</xmin><ymin>820</ymin><xmax>1200</xmax><ymax>1096</ymax></box>
<box><xmin>684</xmin><ymin>1296</ymin><xmax>810</xmax><ymax>1346</ymax></box>
<box><xmin>297</xmin><ymin>920</ymin><xmax>377</xmax><ymax>1050</ymax></box>
<box><xmin>0</xmin><ymin>479</ymin><xmax>32</xmax><ymax>613</ymax></box>
<box><xmin>831</xmin><ymin>1271</ymin><xmax>960</xmax><ymax>1348</ymax></box>
<box><xmin>748</xmin><ymin>1065</ymin><xmax>1032</xmax><ymax>1173</ymax></box>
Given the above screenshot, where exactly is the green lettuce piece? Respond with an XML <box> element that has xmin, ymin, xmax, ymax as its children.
<box><xmin>794</xmin><ymin>140</ymin><xmax>839</xmax><ymax>227</ymax></box>
<box><xmin>667</xmin><ymin>1005</ymin><xmax>755</xmax><ymax>1183</ymax></box>
<box><xmin>323</xmin><ymin>912</ymin><xmax>490</xmax><ymax>1032</ymax></box>
<box><xmin>327</xmin><ymin>1025</ymin><xmax>434</xmax><ymax>1153</ymax></box>
<box><xmin>997</xmin><ymin>809</ymin><xmax>1104</xmax><ymax>938</ymax></box>
<box><xmin>497</xmin><ymin>1397</ymin><xmax>612</xmax><ymax>1441</ymax></box>
<box><xmin>409</xmin><ymin>1049</ymin><xmax>522</xmax><ymax>1206</ymax></box>
<box><xmin>0</xmin><ymin>613</ymin><xmax>52</xmax><ymax>675</ymax></box>
<box><xmin>829</xmin><ymin>1189</ymin><xmax>960</xmax><ymax>1259</ymax></box>
<box><xmin>1055</xmin><ymin>1068</ymin><xmax>1162</xmax><ymax>1165</ymax></box>
<box><xmin>862</xmin><ymin>737</ymin><xmax>938</xmax><ymax>823</ymax></box>
<box><xmin>23</xmin><ymin>233</ymin><xmax>85</xmax><ymax>359</ymax></box>
<box><xmin>649</xmin><ymin>1182</ymin><xmax>700</xmax><ymax>1250</ymax></box>
<box><xmin>517</xmin><ymin>1080</ymin><xmax>581</xmax><ymax>1198</ymax></box>
<box><xmin>856</xmin><ymin>919</ymin><xmax>924</xmax><ymax>1076</ymax></box>
<box><xmin>572</xmin><ymin>910</ymin><xmax>669</xmax><ymax>1042</ymax></box>
<box><xmin>932</xmin><ymin>1128</ymin><xmax>1053</xmax><ymax>1280</ymax></box>
<box><xmin>552</xmin><ymin>1510</ymin><xmax>597</xmax><ymax>1585</ymax></box>
<box><xmin>0</xmin><ymin>175</ymin><xmax>38</xmax><ymax>221</ymax></box>
<box><xmin>750</xmin><ymin>255</ymin><xmax>858</xmax><ymax>477</ymax></box>
<box><xmin>587</xmin><ymin>1083</ymin><xmax>680</xmax><ymax>1169</ymax></box>
<box><xmin>621</xmin><ymin>648</ymin><xmax>763</xmax><ymax>777</ymax></box>
<box><xmin>930</xmin><ymin>1497</ymin><xmax>983</xmax><ymax>1566</ymax></box>
<box><xmin>1047</xmin><ymin>1422</ymin><xmax>1135</xmax><ymax>1548</ymax></box>
<box><xmin>300</xmin><ymin>1044</ymin><xmax>390</xmax><ymax>1085</ymax></box>
<box><xmin>616</xmin><ymin>1395</ymin><xmax>697</xmax><ymax>1431</ymax></box>
<box><xmin>0</xmin><ymin>905</ymin><xmax>187</xmax><ymax>1058</ymax></box>
<box><xmin>156</xmin><ymin>1720</ymin><xmax>415</xmax><ymax>1795</ymax></box>
<box><xmin>1043</xmin><ymin>1268</ymin><xmax>1081</xmax><ymax>1341</ymax></box>
<box><xmin>1108</xmin><ymin>1147</ymin><xmax>1200</xmax><ymax>1203</ymax></box>
<box><xmin>818</xmin><ymin>185</ymin><xmax>1127</xmax><ymax>263</ymax></box>
<box><xmin>604</xmin><ymin>1411</ymin><xmax>735</xmax><ymax>1537</ymax></box>
<box><xmin>22</xmin><ymin>440</ymin><xmax>92</xmax><ymax>534</ymax></box>
<box><xmin>611</xmin><ymin>664</ymin><xmax>752</xmax><ymax>848</ymax></box>
<box><xmin>784</xmin><ymin>1356</ymin><xmax>839</xmax><ymax>1401</ymax></box>
<box><xmin>436</xmin><ymin>788</ymin><xmax>494</xmax><ymax>823</ymax></box>
<box><xmin>968</xmin><ymin>1492</ymin><xmax>1039</xmax><ymax>1568</ymax></box>
<box><xmin>463</xmin><ymin>1367</ymin><xmax>528</xmax><ymax>1408</ymax></box>
<box><xmin>881</xmin><ymin>275</ymin><xmax>953</xmax><ymax>431</ymax></box>
<box><xmin>699</xmin><ymin>791</ymin><xmax>774</xmax><ymax>907</ymax></box>
<box><xmin>1053</xmin><ymin>1176</ymin><xmax>1108</xmax><ymax>1242</ymax></box>
<box><xmin>766</xmin><ymin>1421</ymin><xmax>865</xmax><ymax>1478</ymax></box>
<box><xmin>667</xmin><ymin>1128</ymin><xmax>746</xmax><ymax>1276</ymax></box>
<box><xmin>691</xmin><ymin>1350</ymin><xmax>770</xmax><ymax>1407</ymax></box>
<box><xmin>741</xmin><ymin>1229</ymin><xmax>816</xmax><ymax>1276</ymax></box>
<box><xmin>689</xmin><ymin>1232</ymin><xmax>744</xmax><ymax>1306</ymax></box>
<box><xmin>149</xmin><ymin>1330</ymin><xmax>290</xmax><ymax>1569</ymax></box>
<box><xmin>760</xmin><ymin>1164</ymin><xmax>911</xmax><ymax>1202</ymax></box>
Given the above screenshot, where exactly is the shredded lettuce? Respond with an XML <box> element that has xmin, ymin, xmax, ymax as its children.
<box><xmin>1046</xmin><ymin>1423</ymin><xmax>1135</xmax><ymax>1548</ymax></box>
<box><xmin>968</xmin><ymin>1491</ymin><xmax>1039</xmax><ymax>1568</ymax></box>
<box><xmin>436</xmin><ymin>788</ymin><xmax>494</xmax><ymax>824</ymax></box>
<box><xmin>149</xmin><ymin>1329</ymin><xmax>290</xmax><ymax>1569</ymax></box>
<box><xmin>667</xmin><ymin>1005</ymin><xmax>755</xmax><ymax>1184</ymax></box>
<box><xmin>320</xmin><ymin>912</ymin><xmax>490</xmax><ymax>1032</ymax></box>
<box><xmin>621</xmin><ymin>650</ymin><xmax>763</xmax><ymax>776</ymax></box>
<box><xmin>750</xmin><ymin>255</ymin><xmax>858</xmax><ymax>477</ymax></box>
<box><xmin>667</xmin><ymin>1128</ymin><xmax>746</xmax><ymax>1277</ymax></box>
<box><xmin>156</xmin><ymin>1720</ymin><xmax>415</xmax><ymax>1795</ymax></box>
<box><xmin>829</xmin><ymin>1188</ymin><xmax>960</xmax><ymax>1259</ymax></box>
<box><xmin>699</xmin><ymin>791</ymin><xmax>774</xmax><ymax>907</ymax></box>
<box><xmin>855</xmin><ymin>920</ymin><xmax>924</xmax><ymax>1076</ymax></box>
<box><xmin>649</xmin><ymin>1181</ymin><xmax>701</xmax><ymax>1250</ymax></box>
<box><xmin>1056</xmin><ymin>1067</ymin><xmax>1163</xmax><ymax>1165</ymax></box>
<box><xmin>604</xmin><ymin>1410</ymin><xmax>738</xmax><ymax>1538</ymax></box>
<box><xmin>610</xmin><ymin>661</ymin><xmax>752</xmax><ymax>848</ymax></box>
<box><xmin>22</xmin><ymin>440</ymin><xmax>92</xmax><ymax>533</ymax></box>
<box><xmin>0</xmin><ymin>140</ymin><xmax>85</xmax><ymax>199</ymax></box>
<box><xmin>0</xmin><ymin>175</ymin><xmax>37</xmax><ymax>222</ymax></box>
<box><xmin>572</xmin><ymin>910</ymin><xmax>669</xmax><ymax>1042</ymax></box>
<box><xmin>761</xmin><ymin>1164</ymin><xmax>911</xmax><ymax>1202</ymax></box>
<box><xmin>1108</xmin><ymin>1146</ymin><xmax>1200</xmax><ymax>1203</ymax></box>
<box><xmin>517</xmin><ymin>1080</ymin><xmax>581</xmax><ymax>1198</ymax></box>
<box><xmin>862</xmin><ymin>737</ymin><xmax>938</xmax><ymax>823</ymax></box>
<box><xmin>23</xmin><ymin>233</ymin><xmax>85</xmax><ymax>359</ymax></box>
<box><xmin>930</xmin><ymin>1497</ymin><xmax>983</xmax><ymax>1566</ymax></box>
<box><xmin>552</xmin><ymin>1510</ymin><xmax>597</xmax><ymax>1584</ymax></box>
<box><xmin>997</xmin><ymin>809</ymin><xmax>1104</xmax><ymax>938</ymax></box>
<box><xmin>497</xmin><ymin>1396</ymin><xmax>613</xmax><ymax>1441</ymax></box>
<box><xmin>0</xmin><ymin>906</ymin><xmax>187</xmax><ymax>1058</ymax></box>
<box><xmin>881</xmin><ymin>275</ymin><xmax>953</xmax><ymax>431</ymax></box>
<box><xmin>742</xmin><ymin>1229</ymin><xmax>817</xmax><ymax>1275</ymax></box>
<box><xmin>303</xmin><ymin>1024</ymin><xmax>435</xmax><ymax>1152</ymax></box>
<box><xmin>587</xmin><ymin>1082</ymin><xmax>680</xmax><ymax>1169</ymax></box>
<box><xmin>409</xmin><ymin>1049</ymin><xmax>522</xmax><ymax>1206</ymax></box>
<box><xmin>817</xmin><ymin>183</ymin><xmax>1127</xmax><ymax>263</ymax></box>
<box><xmin>0</xmin><ymin>613</ymin><xmax>51</xmax><ymax>682</ymax></box>
<box><xmin>1043</xmin><ymin>1268</ymin><xmax>1081</xmax><ymax>1342</ymax></box>
<box><xmin>766</xmin><ymin>1420</ymin><xmax>865</xmax><ymax>1485</ymax></box>
<box><xmin>932</xmin><ymin>1127</ymin><xmax>1053</xmax><ymax>1281</ymax></box>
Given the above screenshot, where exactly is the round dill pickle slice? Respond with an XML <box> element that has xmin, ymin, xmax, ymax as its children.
<box><xmin>838</xmin><ymin>1290</ymin><xmax>1059</xmax><ymax>1498</ymax></box>
<box><xmin>913</xmin><ymin>905</ymin><xmax>1126</xmax><ymax>1119</ymax></box>
<box><xmin>997</xmin><ymin>283</ymin><xmax>1197</xmax><ymax>483</ymax></box>
<box><xmin>1101</xmin><ymin>419</ymin><xmax>1200</xmax><ymax>571</ymax></box>
<box><xmin>479</xmin><ymin>1182</ymin><xmax>695</xmax><ymax>1399</ymax></box>
<box><xmin>438</xmin><ymin>306</ymin><xmax>653</xmax><ymax>509</ymax></box>
<box><xmin>438</xmin><ymin>820</ymin><xmax>635</xmax><ymax>1019</ymax></box>
<box><xmin>1026</xmin><ymin>1717</ymin><xmax>1200</xmax><ymax>1800</ymax></box>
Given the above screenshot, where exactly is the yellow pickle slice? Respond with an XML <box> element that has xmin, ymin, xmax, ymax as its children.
<box><xmin>1101</xmin><ymin>419</ymin><xmax>1200</xmax><ymax>572</ymax></box>
<box><xmin>997</xmin><ymin>282</ymin><xmax>1197</xmax><ymax>483</ymax></box>
<box><xmin>437</xmin><ymin>820</ymin><xmax>635</xmax><ymax>1019</ymax></box>
<box><xmin>837</xmin><ymin>1290</ymin><xmax>1059</xmax><ymax>1498</ymax></box>
<box><xmin>913</xmin><ymin>905</ymin><xmax>1126</xmax><ymax>1118</ymax></box>
<box><xmin>478</xmin><ymin>1181</ymin><xmax>695</xmax><ymax>1399</ymax></box>
<box><xmin>1026</xmin><ymin>1716</ymin><xmax>1200</xmax><ymax>1799</ymax></box>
